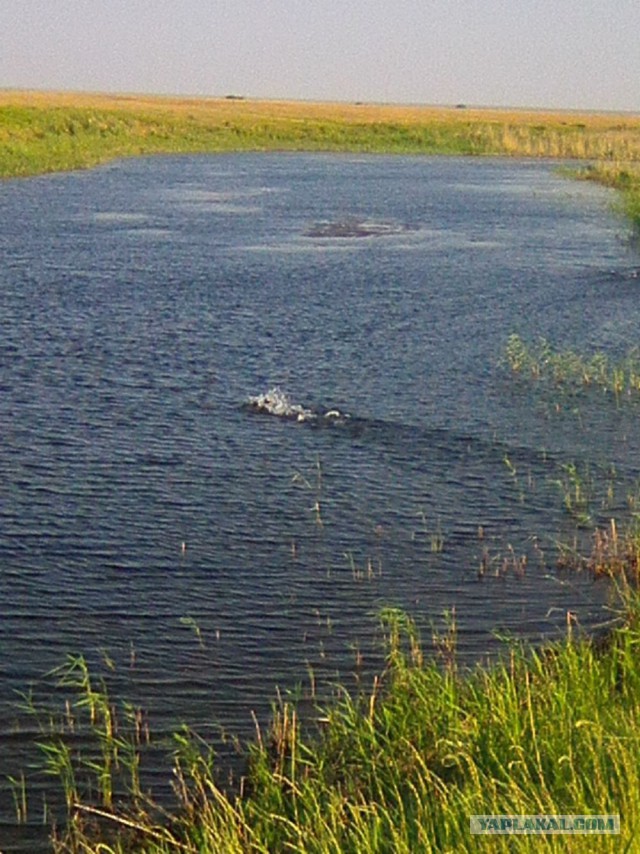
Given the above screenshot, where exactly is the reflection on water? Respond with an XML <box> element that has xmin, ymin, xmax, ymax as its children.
<box><xmin>0</xmin><ymin>153</ymin><xmax>638</xmax><ymax>849</ymax></box>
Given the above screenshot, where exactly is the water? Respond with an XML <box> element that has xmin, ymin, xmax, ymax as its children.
<box><xmin>0</xmin><ymin>153</ymin><xmax>639</xmax><ymax>849</ymax></box>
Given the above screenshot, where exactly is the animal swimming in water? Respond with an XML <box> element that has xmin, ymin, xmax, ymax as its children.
<box><xmin>247</xmin><ymin>388</ymin><xmax>349</xmax><ymax>424</ymax></box>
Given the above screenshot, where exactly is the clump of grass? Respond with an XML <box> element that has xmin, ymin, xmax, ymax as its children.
<box><xmin>504</xmin><ymin>334</ymin><xmax>640</xmax><ymax>401</ymax></box>
<box><xmin>559</xmin><ymin>517</ymin><xmax>640</xmax><ymax>587</ymax></box>
<box><xmin>553</xmin><ymin>462</ymin><xmax>594</xmax><ymax>526</ymax></box>
<box><xmin>292</xmin><ymin>458</ymin><xmax>325</xmax><ymax>528</ymax></box>
<box><xmin>15</xmin><ymin>654</ymin><xmax>151</xmax><ymax>843</ymax></box>
<box><xmin>21</xmin><ymin>588</ymin><xmax>640</xmax><ymax>852</ymax></box>
<box><xmin>414</xmin><ymin>511</ymin><xmax>445</xmax><ymax>553</ymax></box>
<box><xmin>477</xmin><ymin>542</ymin><xmax>529</xmax><ymax>579</ymax></box>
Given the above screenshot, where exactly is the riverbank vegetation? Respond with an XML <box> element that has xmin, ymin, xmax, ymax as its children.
<box><xmin>20</xmin><ymin>573</ymin><xmax>638</xmax><ymax>853</ymax></box>
<box><xmin>1</xmin><ymin>90</ymin><xmax>640</xmax><ymax>227</ymax></box>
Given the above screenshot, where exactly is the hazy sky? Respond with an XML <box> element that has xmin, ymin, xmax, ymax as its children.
<box><xmin>1</xmin><ymin>1</ymin><xmax>638</xmax><ymax>112</ymax></box>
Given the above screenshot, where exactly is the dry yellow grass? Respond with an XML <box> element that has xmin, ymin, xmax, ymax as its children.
<box><xmin>2</xmin><ymin>87</ymin><xmax>639</xmax><ymax>130</ymax></box>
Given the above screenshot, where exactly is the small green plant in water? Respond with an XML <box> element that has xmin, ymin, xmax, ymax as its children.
<box><xmin>416</xmin><ymin>511</ymin><xmax>445</xmax><ymax>553</ymax></box>
<box><xmin>292</xmin><ymin>457</ymin><xmax>325</xmax><ymax>527</ymax></box>
<box><xmin>553</xmin><ymin>461</ymin><xmax>593</xmax><ymax>525</ymax></box>
<box><xmin>7</xmin><ymin>772</ymin><xmax>28</xmax><ymax>823</ymax></box>
<box><xmin>179</xmin><ymin>616</ymin><xmax>205</xmax><ymax>649</ymax></box>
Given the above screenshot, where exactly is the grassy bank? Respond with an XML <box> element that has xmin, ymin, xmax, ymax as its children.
<box><xmin>20</xmin><ymin>577</ymin><xmax>636</xmax><ymax>853</ymax></box>
<box><xmin>1</xmin><ymin>90</ymin><xmax>640</xmax><ymax>172</ymax></box>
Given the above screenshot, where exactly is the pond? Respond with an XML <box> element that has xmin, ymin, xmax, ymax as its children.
<box><xmin>0</xmin><ymin>153</ymin><xmax>638</xmax><ymax>850</ymax></box>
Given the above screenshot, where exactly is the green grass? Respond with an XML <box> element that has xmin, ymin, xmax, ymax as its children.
<box><xmin>504</xmin><ymin>334</ymin><xmax>640</xmax><ymax>400</ymax></box>
<box><xmin>0</xmin><ymin>104</ymin><xmax>259</xmax><ymax>177</ymax></box>
<box><xmin>0</xmin><ymin>102</ymin><xmax>525</xmax><ymax>176</ymax></box>
<box><xmin>14</xmin><ymin>583</ymin><xmax>639</xmax><ymax>853</ymax></box>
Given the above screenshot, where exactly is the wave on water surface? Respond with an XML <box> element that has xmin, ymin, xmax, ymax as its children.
<box><xmin>245</xmin><ymin>389</ymin><xmax>595</xmax><ymax>483</ymax></box>
<box><xmin>246</xmin><ymin>388</ymin><xmax>528</xmax><ymax>464</ymax></box>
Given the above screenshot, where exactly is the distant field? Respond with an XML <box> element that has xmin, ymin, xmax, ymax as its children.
<box><xmin>1</xmin><ymin>89</ymin><xmax>639</xmax><ymax>223</ymax></box>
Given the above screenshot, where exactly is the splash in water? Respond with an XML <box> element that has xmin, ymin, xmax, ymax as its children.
<box><xmin>247</xmin><ymin>388</ymin><xmax>348</xmax><ymax>424</ymax></box>
<box><xmin>248</xmin><ymin>388</ymin><xmax>315</xmax><ymax>421</ymax></box>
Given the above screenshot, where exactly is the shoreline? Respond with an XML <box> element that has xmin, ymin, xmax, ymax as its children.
<box><xmin>2</xmin><ymin>88</ymin><xmax>639</xmax><ymax>229</ymax></box>
<box><xmin>32</xmin><ymin>587</ymin><xmax>640</xmax><ymax>853</ymax></box>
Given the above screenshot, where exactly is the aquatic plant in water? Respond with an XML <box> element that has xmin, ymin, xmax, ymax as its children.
<box><xmin>504</xmin><ymin>334</ymin><xmax>640</xmax><ymax>400</ymax></box>
<box><xmin>552</xmin><ymin>462</ymin><xmax>593</xmax><ymax>526</ymax></box>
